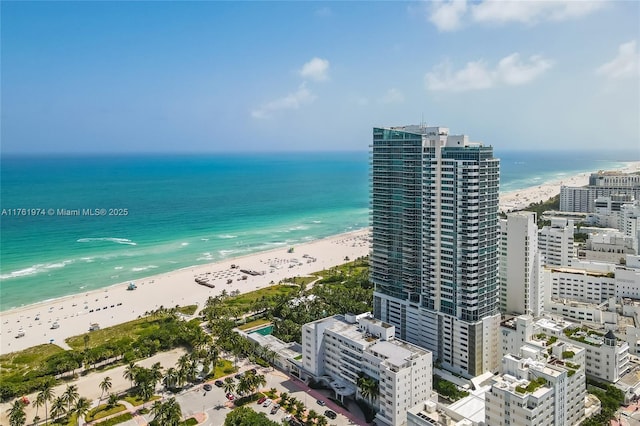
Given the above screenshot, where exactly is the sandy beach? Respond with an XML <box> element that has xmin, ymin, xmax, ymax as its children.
<box><xmin>0</xmin><ymin>230</ymin><xmax>370</xmax><ymax>355</ymax></box>
<box><xmin>499</xmin><ymin>161</ymin><xmax>640</xmax><ymax>213</ymax></box>
<box><xmin>2</xmin><ymin>162</ymin><xmax>640</xmax><ymax>356</ymax></box>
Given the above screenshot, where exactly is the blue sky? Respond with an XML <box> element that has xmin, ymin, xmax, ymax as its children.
<box><xmin>1</xmin><ymin>1</ymin><xmax>639</xmax><ymax>154</ymax></box>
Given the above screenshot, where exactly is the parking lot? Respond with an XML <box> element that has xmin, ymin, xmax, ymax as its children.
<box><xmin>166</xmin><ymin>365</ymin><xmax>367</xmax><ymax>426</ymax></box>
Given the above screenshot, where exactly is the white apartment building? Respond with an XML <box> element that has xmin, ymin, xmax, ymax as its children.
<box><xmin>301</xmin><ymin>313</ymin><xmax>432</xmax><ymax>426</ymax></box>
<box><xmin>544</xmin><ymin>267</ymin><xmax>616</xmax><ymax>305</ymax></box>
<box><xmin>560</xmin><ymin>186</ymin><xmax>591</xmax><ymax>213</ymax></box>
<box><xmin>486</xmin><ymin>347</ymin><xmax>586</xmax><ymax>426</ymax></box>
<box><xmin>500</xmin><ymin>212</ymin><xmax>543</xmax><ymax>316</ymax></box>
<box><xmin>501</xmin><ymin>315</ymin><xmax>629</xmax><ymax>383</ymax></box>
<box><xmin>538</xmin><ymin>218</ymin><xmax>575</xmax><ymax>267</ymax></box>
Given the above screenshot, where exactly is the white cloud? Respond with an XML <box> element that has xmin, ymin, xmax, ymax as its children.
<box><xmin>299</xmin><ymin>57</ymin><xmax>330</xmax><ymax>81</ymax></box>
<box><xmin>429</xmin><ymin>0</ymin><xmax>467</xmax><ymax>32</ymax></box>
<box><xmin>596</xmin><ymin>40</ymin><xmax>640</xmax><ymax>80</ymax></box>
<box><xmin>427</xmin><ymin>0</ymin><xmax>605</xmax><ymax>30</ymax></box>
<box><xmin>425</xmin><ymin>53</ymin><xmax>552</xmax><ymax>91</ymax></box>
<box><xmin>251</xmin><ymin>83</ymin><xmax>316</xmax><ymax>119</ymax></box>
<box><xmin>380</xmin><ymin>88</ymin><xmax>405</xmax><ymax>104</ymax></box>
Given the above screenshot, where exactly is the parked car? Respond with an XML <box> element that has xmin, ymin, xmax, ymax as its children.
<box><xmin>257</xmin><ymin>396</ymin><xmax>267</xmax><ymax>404</ymax></box>
<box><xmin>263</xmin><ymin>398</ymin><xmax>272</xmax><ymax>407</ymax></box>
<box><xmin>235</xmin><ymin>373</ymin><xmax>243</xmax><ymax>380</ymax></box>
<box><xmin>203</xmin><ymin>384</ymin><xmax>212</xmax><ymax>391</ymax></box>
<box><xmin>226</xmin><ymin>393</ymin><xmax>235</xmax><ymax>401</ymax></box>
<box><xmin>324</xmin><ymin>410</ymin><xmax>337</xmax><ymax>419</ymax></box>
<box><xmin>270</xmin><ymin>403</ymin><xmax>280</xmax><ymax>414</ymax></box>
<box><xmin>316</xmin><ymin>399</ymin><xmax>326</xmax><ymax>406</ymax></box>
<box><xmin>214</xmin><ymin>380</ymin><xmax>224</xmax><ymax>387</ymax></box>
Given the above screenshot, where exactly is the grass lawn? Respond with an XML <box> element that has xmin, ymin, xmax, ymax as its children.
<box><xmin>0</xmin><ymin>344</ymin><xmax>65</xmax><ymax>376</ymax></box>
<box><xmin>93</xmin><ymin>412</ymin><xmax>134</xmax><ymax>426</ymax></box>
<box><xmin>223</xmin><ymin>285</ymin><xmax>299</xmax><ymax>310</ymax></box>
<box><xmin>181</xmin><ymin>418</ymin><xmax>198</xmax><ymax>426</ymax></box>
<box><xmin>123</xmin><ymin>394</ymin><xmax>161</xmax><ymax>406</ymax></box>
<box><xmin>66</xmin><ymin>316</ymin><xmax>164</xmax><ymax>350</ymax></box>
<box><xmin>85</xmin><ymin>403</ymin><xmax>126</xmax><ymax>422</ymax></box>
<box><xmin>176</xmin><ymin>305</ymin><xmax>198</xmax><ymax>316</ymax></box>
<box><xmin>212</xmin><ymin>359</ymin><xmax>236</xmax><ymax>378</ymax></box>
<box><xmin>237</xmin><ymin>318</ymin><xmax>271</xmax><ymax>330</ymax></box>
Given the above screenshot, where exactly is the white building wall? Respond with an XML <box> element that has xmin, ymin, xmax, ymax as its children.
<box><xmin>500</xmin><ymin>212</ymin><xmax>543</xmax><ymax>316</ymax></box>
<box><xmin>539</xmin><ymin>218</ymin><xmax>575</xmax><ymax>267</ymax></box>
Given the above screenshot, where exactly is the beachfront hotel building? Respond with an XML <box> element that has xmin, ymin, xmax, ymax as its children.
<box><xmin>499</xmin><ymin>211</ymin><xmax>543</xmax><ymax>317</ymax></box>
<box><xmin>300</xmin><ymin>313</ymin><xmax>432</xmax><ymax>426</ymax></box>
<box><xmin>560</xmin><ymin>171</ymin><xmax>640</xmax><ymax>213</ymax></box>
<box><xmin>370</xmin><ymin>125</ymin><xmax>501</xmax><ymax>377</ymax></box>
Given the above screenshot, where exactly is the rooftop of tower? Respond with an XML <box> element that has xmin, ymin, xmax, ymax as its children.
<box><xmin>375</xmin><ymin>125</ymin><xmax>486</xmax><ymax>148</ymax></box>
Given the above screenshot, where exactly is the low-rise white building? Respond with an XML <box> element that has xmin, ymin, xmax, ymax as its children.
<box><xmin>485</xmin><ymin>347</ymin><xmax>587</xmax><ymax>426</ymax></box>
<box><xmin>501</xmin><ymin>315</ymin><xmax>630</xmax><ymax>384</ymax></box>
<box><xmin>301</xmin><ymin>312</ymin><xmax>433</xmax><ymax>426</ymax></box>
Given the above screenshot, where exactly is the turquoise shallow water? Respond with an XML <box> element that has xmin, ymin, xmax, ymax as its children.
<box><xmin>0</xmin><ymin>150</ymin><xmax>634</xmax><ymax>311</ymax></box>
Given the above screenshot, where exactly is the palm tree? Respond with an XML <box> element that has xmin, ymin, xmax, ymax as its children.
<box><xmin>99</xmin><ymin>376</ymin><xmax>112</xmax><ymax>401</ymax></box>
<box><xmin>50</xmin><ymin>396</ymin><xmax>66</xmax><ymax>422</ymax></box>
<box><xmin>151</xmin><ymin>362</ymin><xmax>164</xmax><ymax>385</ymax></box>
<box><xmin>107</xmin><ymin>394</ymin><xmax>119</xmax><ymax>408</ymax></box>
<box><xmin>7</xmin><ymin>400</ymin><xmax>26</xmax><ymax>426</ymax></box>
<box><xmin>63</xmin><ymin>384</ymin><xmax>80</xmax><ymax>414</ymax></box>
<box><xmin>163</xmin><ymin>367</ymin><xmax>179</xmax><ymax>390</ymax></box>
<box><xmin>294</xmin><ymin>400</ymin><xmax>305</xmax><ymax>418</ymax></box>
<box><xmin>357</xmin><ymin>374</ymin><xmax>379</xmax><ymax>405</ymax></box>
<box><xmin>279</xmin><ymin>392</ymin><xmax>290</xmax><ymax>406</ymax></box>
<box><xmin>74</xmin><ymin>397</ymin><xmax>91</xmax><ymax>426</ymax></box>
<box><xmin>150</xmin><ymin>400</ymin><xmax>165</xmax><ymax>423</ymax></box>
<box><xmin>306</xmin><ymin>409</ymin><xmax>319</xmax><ymax>425</ymax></box>
<box><xmin>222</xmin><ymin>377</ymin><xmax>235</xmax><ymax>395</ymax></box>
<box><xmin>316</xmin><ymin>415</ymin><xmax>329</xmax><ymax>426</ymax></box>
<box><xmin>163</xmin><ymin>397</ymin><xmax>182</xmax><ymax>426</ymax></box>
<box><xmin>36</xmin><ymin>381</ymin><xmax>54</xmax><ymax>425</ymax></box>
<box><xmin>123</xmin><ymin>362</ymin><xmax>137</xmax><ymax>389</ymax></box>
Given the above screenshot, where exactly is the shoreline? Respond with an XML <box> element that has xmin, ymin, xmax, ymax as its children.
<box><xmin>499</xmin><ymin>161</ymin><xmax>640</xmax><ymax>213</ymax></box>
<box><xmin>2</xmin><ymin>161</ymin><xmax>640</xmax><ymax>355</ymax></box>
<box><xmin>1</xmin><ymin>229</ymin><xmax>370</xmax><ymax>355</ymax></box>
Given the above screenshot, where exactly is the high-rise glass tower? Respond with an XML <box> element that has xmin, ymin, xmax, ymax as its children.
<box><xmin>371</xmin><ymin>125</ymin><xmax>501</xmax><ymax>377</ymax></box>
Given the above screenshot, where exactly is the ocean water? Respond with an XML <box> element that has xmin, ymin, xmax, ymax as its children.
<box><xmin>0</xmin><ymin>150</ymin><xmax>635</xmax><ymax>311</ymax></box>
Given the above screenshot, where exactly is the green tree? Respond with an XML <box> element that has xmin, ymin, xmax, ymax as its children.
<box><xmin>36</xmin><ymin>381</ymin><xmax>54</xmax><ymax>425</ymax></box>
<box><xmin>74</xmin><ymin>397</ymin><xmax>91</xmax><ymax>426</ymax></box>
<box><xmin>7</xmin><ymin>399</ymin><xmax>26</xmax><ymax>426</ymax></box>
<box><xmin>150</xmin><ymin>397</ymin><xmax>182</xmax><ymax>426</ymax></box>
<box><xmin>306</xmin><ymin>409</ymin><xmax>319</xmax><ymax>425</ymax></box>
<box><xmin>163</xmin><ymin>367</ymin><xmax>179</xmax><ymax>390</ymax></box>
<box><xmin>224</xmin><ymin>406</ymin><xmax>280</xmax><ymax>426</ymax></box>
<box><xmin>123</xmin><ymin>362</ymin><xmax>138</xmax><ymax>389</ymax></box>
<box><xmin>99</xmin><ymin>376</ymin><xmax>112</xmax><ymax>401</ymax></box>
<box><xmin>223</xmin><ymin>377</ymin><xmax>236</xmax><ymax>395</ymax></box>
<box><xmin>50</xmin><ymin>396</ymin><xmax>66</xmax><ymax>421</ymax></box>
<box><xmin>107</xmin><ymin>393</ymin><xmax>119</xmax><ymax>408</ymax></box>
<box><xmin>63</xmin><ymin>384</ymin><xmax>80</xmax><ymax>414</ymax></box>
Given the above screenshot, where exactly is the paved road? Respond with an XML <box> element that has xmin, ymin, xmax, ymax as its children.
<box><xmin>1</xmin><ymin>350</ymin><xmax>368</xmax><ymax>426</ymax></box>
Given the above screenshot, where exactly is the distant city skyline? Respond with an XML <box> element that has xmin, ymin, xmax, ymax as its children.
<box><xmin>2</xmin><ymin>1</ymin><xmax>639</xmax><ymax>154</ymax></box>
